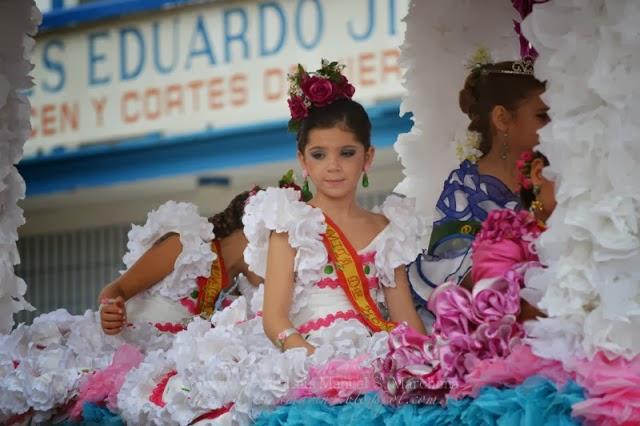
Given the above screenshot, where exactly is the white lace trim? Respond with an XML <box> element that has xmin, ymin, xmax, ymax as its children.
<box><xmin>122</xmin><ymin>201</ymin><xmax>215</xmax><ymax>302</ymax></box>
<box><xmin>373</xmin><ymin>195</ymin><xmax>428</xmax><ymax>287</ymax></box>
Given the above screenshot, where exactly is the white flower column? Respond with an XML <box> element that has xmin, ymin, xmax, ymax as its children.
<box><xmin>394</xmin><ymin>0</ymin><xmax>519</xmax><ymax>231</ymax></box>
<box><xmin>0</xmin><ymin>0</ymin><xmax>40</xmax><ymax>333</ymax></box>
<box><xmin>522</xmin><ymin>1</ymin><xmax>640</xmax><ymax>361</ymax></box>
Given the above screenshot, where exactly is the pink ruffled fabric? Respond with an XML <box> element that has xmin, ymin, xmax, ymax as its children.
<box><xmin>290</xmin><ymin>355</ymin><xmax>377</xmax><ymax>404</ymax></box>
<box><xmin>471</xmin><ymin>209</ymin><xmax>543</xmax><ymax>283</ymax></box>
<box><xmin>69</xmin><ymin>344</ymin><xmax>144</xmax><ymax>420</ymax></box>
<box><xmin>428</xmin><ymin>275</ymin><xmax>525</xmax><ymax>386</ymax></box>
<box><xmin>428</xmin><ymin>282</ymin><xmax>477</xmax><ymax>337</ymax></box>
<box><xmin>373</xmin><ymin>324</ymin><xmax>448</xmax><ymax>405</ymax></box>
<box><xmin>570</xmin><ymin>352</ymin><xmax>640</xmax><ymax>426</ymax></box>
<box><xmin>472</xmin><ymin>274</ymin><xmax>521</xmax><ymax>323</ymax></box>
<box><xmin>451</xmin><ymin>344</ymin><xmax>573</xmax><ymax>398</ymax></box>
<box><xmin>369</xmin><ymin>211</ymin><xmax>545</xmax><ymax>396</ymax></box>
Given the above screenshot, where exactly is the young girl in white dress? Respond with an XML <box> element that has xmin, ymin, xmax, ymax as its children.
<box><xmin>117</xmin><ymin>60</ymin><xmax>427</xmax><ymax>425</ymax></box>
<box><xmin>0</xmin><ymin>189</ymin><xmax>262</xmax><ymax>424</ymax></box>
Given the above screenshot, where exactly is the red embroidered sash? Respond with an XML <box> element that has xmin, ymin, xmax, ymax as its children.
<box><xmin>197</xmin><ymin>240</ymin><xmax>229</xmax><ymax>318</ymax></box>
<box><xmin>322</xmin><ymin>215</ymin><xmax>395</xmax><ymax>333</ymax></box>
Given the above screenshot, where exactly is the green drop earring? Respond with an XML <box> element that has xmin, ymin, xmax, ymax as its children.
<box><xmin>362</xmin><ymin>169</ymin><xmax>369</xmax><ymax>188</ymax></box>
<box><xmin>301</xmin><ymin>170</ymin><xmax>313</xmax><ymax>201</ymax></box>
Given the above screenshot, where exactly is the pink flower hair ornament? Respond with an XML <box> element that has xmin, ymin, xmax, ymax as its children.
<box><xmin>515</xmin><ymin>149</ymin><xmax>540</xmax><ymax>191</ymax></box>
<box><xmin>287</xmin><ymin>59</ymin><xmax>356</xmax><ymax>133</ymax></box>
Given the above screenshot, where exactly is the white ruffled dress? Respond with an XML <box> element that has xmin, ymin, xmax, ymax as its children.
<box><xmin>0</xmin><ymin>201</ymin><xmax>242</xmax><ymax>423</ymax></box>
<box><xmin>122</xmin><ymin>200</ymin><xmax>217</xmax><ymax>326</ymax></box>
<box><xmin>118</xmin><ymin>188</ymin><xmax>427</xmax><ymax>425</ymax></box>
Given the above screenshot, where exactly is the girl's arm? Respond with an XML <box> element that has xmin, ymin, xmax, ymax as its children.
<box><xmin>383</xmin><ymin>266</ymin><xmax>427</xmax><ymax>334</ymax></box>
<box><xmin>99</xmin><ymin>233</ymin><xmax>183</xmax><ymax>334</ymax></box>
<box><xmin>261</xmin><ymin>232</ymin><xmax>314</xmax><ymax>354</ymax></box>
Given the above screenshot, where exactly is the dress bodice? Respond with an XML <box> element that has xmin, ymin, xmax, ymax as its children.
<box><xmin>407</xmin><ymin>161</ymin><xmax>521</xmax><ymax>314</ymax></box>
<box><xmin>291</xmin><ymin>243</ymin><xmax>385</xmax><ymax>335</ymax></box>
<box><xmin>242</xmin><ymin>187</ymin><xmax>427</xmax><ymax>335</ymax></box>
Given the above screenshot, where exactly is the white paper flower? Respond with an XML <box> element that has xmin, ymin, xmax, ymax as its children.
<box><xmin>521</xmin><ymin>0</ymin><xmax>640</xmax><ymax>361</ymax></box>
<box><xmin>0</xmin><ymin>0</ymin><xmax>37</xmax><ymax>334</ymax></box>
<box><xmin>454</xmin><ymin>130</ymin><xmax>483</xmax><ymax>164</ymax></box>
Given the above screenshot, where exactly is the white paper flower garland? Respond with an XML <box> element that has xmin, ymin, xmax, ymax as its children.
<box><xmin>0</xmin><ymin>0</ymin><xmax>40</xmax><ymax>333</ymax></box>
<box><xmin>394</xmin><ymin>0</ymin><xmax>519</xmax><ymax>234</ymax></box>
<box><xmin>521</xmin><ymin>0</ymin><xmax>640</xmax><ymax>361</ymax></box>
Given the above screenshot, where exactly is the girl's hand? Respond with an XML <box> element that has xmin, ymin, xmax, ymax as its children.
<box><xmin>303</xmin><ymin>341</ymin><xmax>316</xmax><ymax>355</ymax></box>
<box><xmin>100</xmin><ymin>296</ymin><xmax>127</xmax><ymax>335</ymax></box>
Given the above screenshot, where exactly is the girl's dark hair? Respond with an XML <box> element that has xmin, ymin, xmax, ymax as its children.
<box><xmin>519</xmin><ymin>152</ymin><xmax>549</xmax><ymax>210</ymax></box>
<box><xmin>459</xmin><ymin>62</ymin><xmax>546</xmax><ymax>155</ymax></box>
<box><xmin>296</xmin><ymin>98</ymin><xmax>371</xmax><ymax>153</ymax></box>
<box><xmin>209</xmin><ymin>187</ymin><xmax>262</xmax><ymax>239</ymax></box>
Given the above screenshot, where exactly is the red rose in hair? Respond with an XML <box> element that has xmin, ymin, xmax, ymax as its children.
<box><xmin>342</xmin><ymin>83</ymin><xmax>355</xmax><ymax>98</ymax></box>
<box><xmin>301</xmin><ymin>76</ymin><xmax>335</xmax><ymax>107</ymax></box>
<box><xmin>288</xmin><ymin>96</ymin><xmax>308</xmax><ymax>121</ymax></box>
<box><xmin>336</xmin><ymin>75</ymin><xmax>355</xmax><ymax>98</ymax></box>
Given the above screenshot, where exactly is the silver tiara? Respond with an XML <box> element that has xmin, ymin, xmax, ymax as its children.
<box><xmin>487</xmin><ymin>57</ymin><xmax>535</xmax><ymax>76</ymax></box>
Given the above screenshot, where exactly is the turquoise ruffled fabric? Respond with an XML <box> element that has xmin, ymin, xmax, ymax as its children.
<box><xmin>62</xmin><ymin>403</ymin><xmax>124</xmax><ymax>426</ymax></box>
<box><xmin>255</xmin><ymin>377</ymin><xmax>585</xmax><ymax>426</ymax></box>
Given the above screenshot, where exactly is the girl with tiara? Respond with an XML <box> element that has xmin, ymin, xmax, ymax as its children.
<box><xmin>115</xmin><ymin>60</ymin><xmax>427</xmax><ymax>425</ymax></box>
<box><xmin>407</xmin><ymin>51</ymin><xmax>551</xmax><ymax>324</ymax></box>
<box><xmin>0</xmin><ymin>189</ymin><xmax>263</xmax><ymax>424</ymax></box>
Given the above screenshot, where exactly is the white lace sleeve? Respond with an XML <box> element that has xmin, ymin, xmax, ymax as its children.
<box><xmin>121</xmin><ymin>201</ymin><xmax>215</xmax><ymax>301</ymax></box>
<box><xmin>373</xmin><ymin>195</ymin><xmax>428</xmax><ymax>288</ymax></box>
<box><xmin>242</xmin><ymin>187</ymin><xmax>327</xmax><ymax>286</ymax></box>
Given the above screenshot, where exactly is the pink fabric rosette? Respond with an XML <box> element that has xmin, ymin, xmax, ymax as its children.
<box><xmin>472</xmin><ymin>274</ymin><xmax>522</xmax><ymax>323</ymax></box>
<box><xmin>437</xmin><ymin>332</ymin><xmax>482</xmax><ymax>387</ymax></box>
<box><xmin>373</xmin><ymin>323</ymin><xmax>448</xmax><ymax>405</ymax></box>
<box><xmin>471</xmin><ymin>209</ymin><xmax>542</xmax><ymax>283</ymax></box>
<box><xmin>472</xmin><ymin>316</ymin><xmax>524</xmax><ymax>360</ymax></box>
<box><xmin>428</xmin><ymin>282</ymin><xmax>478</xmax><ymax>338</ymax></box>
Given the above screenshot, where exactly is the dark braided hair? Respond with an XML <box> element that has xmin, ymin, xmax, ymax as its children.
<box><xmin>208</xmin><ymin>187</ymin><xmax>262</xmax><ymax>239</ymax></box>
<box><xmin>459</xmin><ymin>62</ymin><xmax>546</xmax><ymax>156</ymax></box>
